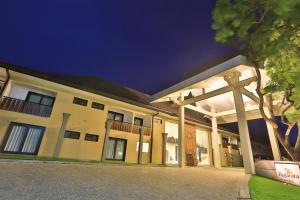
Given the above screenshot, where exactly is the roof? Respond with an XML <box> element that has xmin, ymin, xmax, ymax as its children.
<box><xmin>0</xmin><ymin>60</ymin><xmax>227</xmax><ymax>129</ymax></box>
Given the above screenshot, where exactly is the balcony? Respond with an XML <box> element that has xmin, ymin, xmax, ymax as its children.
<box><xmin>110</xmin><ymin>120</ymin><xmax>151</xmax><ymax>136</ymax></box>
<box><xmin>0</xmin><ymin>96</ymin><xmax>53</xmax><ymax>117</ymax></box>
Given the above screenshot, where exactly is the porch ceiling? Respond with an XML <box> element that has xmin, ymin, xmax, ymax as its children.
<box><xmin>150</xmin><ymin>55</ymin><xmax>271</xmax><ymax>122</ymax></box>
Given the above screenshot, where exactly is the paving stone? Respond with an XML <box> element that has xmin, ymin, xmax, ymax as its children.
<box><xmin>0</xmin><ymin>163</ymin><xmax>245</xmax><ymax>200</ymax></box>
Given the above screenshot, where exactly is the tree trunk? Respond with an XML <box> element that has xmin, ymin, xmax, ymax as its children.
<box><xmin>294</xmin><ymin>125</ymin><xmax>300</xmax><ymax>161</ymax></box>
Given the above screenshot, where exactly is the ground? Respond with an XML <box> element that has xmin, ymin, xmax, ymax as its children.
<box><xmin>249</xmin><ymin>175</ymin><xmax>300</xmax><ymax>200</ymax></box>
<box><xmin>0</xmin><ymin>162</ymin><xmax>245</xmax><ymax>200</ymax></box>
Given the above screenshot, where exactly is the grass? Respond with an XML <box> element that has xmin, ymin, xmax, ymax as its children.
<box><xmin>0</xmin><ymin>153</ymin><xmax>163</xmax><ymax>167</ymax></box>
<box><xmin>249</xmin><ymin>175</ymin><xmax>300</xmax><ymax>200</ymax></box>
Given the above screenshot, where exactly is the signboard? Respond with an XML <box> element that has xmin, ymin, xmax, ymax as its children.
<box><xmin>274</xmin><ymin>162</ymin><xmax>300</xmax><ymax>186</ymax></box>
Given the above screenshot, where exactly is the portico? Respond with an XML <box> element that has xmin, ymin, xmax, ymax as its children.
<box><xmin>150</xmin><ymin>55</ymin><xmax>281</xmax><ymax>174</ymax></box>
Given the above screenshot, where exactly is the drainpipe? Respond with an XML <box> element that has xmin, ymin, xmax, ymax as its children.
<box><xmin>149</xmin><ymin>112</ymin><xmax>159</xmax><ymax>163</ymax></box>
<box><xmin>138</xmin><ymin>127</ymin><xmax>144</xmax><ymax>164</ymax></box>
<box><xmin>101</xmin><ymin>119</ymin><xmax>113</xmax><ymax>162</ymax></box>
<box><xmin>0</xmin><ymin>68</ymin><xmax>10</xmax><ymax>98</ymax></box>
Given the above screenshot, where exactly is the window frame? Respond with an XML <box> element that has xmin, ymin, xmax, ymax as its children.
<box><xmin>134</xmin><ymin>117</ymin><xmax>144</xmax><ymax>126</ymax></box>
<box><xmin>73</xmin><ymin>97</ymin><xmax>88</xmax><ymax>107</ymax></box>
<box><xmin>91</xmin><ymin>102</ymin><xmax>105</xmax><ymax>110</ymax></box>
<box><xmin>84</xmin><ymin>133</ymin><xmax>99</xmax><ymax>142</ymax></box>
<box><xmin>64</xmin><ymin>130</ymin><xmax>80</xmax><ymax>140</ymax></box>
<box><xmin>25</xmin><ymin>91</ymin><xmax>55</xmax><ymax>107</ymax></box>
<box><xmin>106</xmin><ymin>137</ymin><xmax>127</xmax><ymax>161</ymax></box>
<box><xmin>107</xmin><ymin>111</ymin><xmax>124</xmax><ymax>122</ymax></box>
<box><xmin>0</xmin><ymin>122</ymin><xmax>45</xmax><ymax>155</ymax></box>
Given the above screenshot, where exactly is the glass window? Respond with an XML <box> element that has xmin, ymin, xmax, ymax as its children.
<box><xmin>84</xmin><ymin>133</ymin><xmax>99</xmax><ymax>142</ymax></box>
<box><xmin>134</xmin><ymin>117</ymin><xmax>143</xmax><ymax>126</ymax></box>
<box><xmin>2</xmin><ymin>122</ymin><xmax>45</xmax><ymax>155</ymax></box>
<box><xmin>91</xmin><ymin>102</ymin><xmax>105</xmax><ymax>110</ymax></box>
<box><xmin>73</xmin><ymin>97</ymin><xmax>88</xmax><ymax>106</ymax></box>
<box><xmin>26</xmin><ymin>91</ymin><xmax>55</xmax><ymax>107</ymax></box>
<box><xmin>64</xmin><ymin>130</ymin><xmax>80</xmax><ymax>139</ymax></box>
<box><xmin>107</xmin><ymin>111</ymin><xmax>124</xmax><ymax>122</ymax></box>
<box><xmin>105</xmin><ymin>138</ymin><xmax>126</xmax><ymax>161</ymax></box>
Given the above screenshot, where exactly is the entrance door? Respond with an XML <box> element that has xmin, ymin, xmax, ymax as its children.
<box><xmin>196</xmin><ymin>129</ymin><xmax>210</xmax><ymax>165</ymax></box>
<box><xmin>1</xmin><ymin>122</ymin><xmax>45</xmax><ymax>155</ymax></box>
<box><xmin>106</xmin><ymin>137</ymin><xmax>127</xmax><ymax>161</ymax></box>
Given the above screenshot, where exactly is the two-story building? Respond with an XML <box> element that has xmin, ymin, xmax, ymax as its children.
<box><xmin>0</xmin><ymin>61</ymin><xmax>241</xmax><ymax>167</ymax></box>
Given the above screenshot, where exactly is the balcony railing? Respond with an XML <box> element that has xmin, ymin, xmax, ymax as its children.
<box><xmin>111</xmin><ymin>120</ymin><xmax>151</xmax><ymax>136</ymax></box>
<box><xmin>0</xmin><ymin>96</ymin><xmax>53</xmax><ymax>117</ymax></box>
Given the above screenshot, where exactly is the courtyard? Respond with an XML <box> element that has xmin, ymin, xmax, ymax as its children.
<box><xmin>0</xmin><ymin>162</ymin><xmax>245</xmax><ymax>200</ymax></box>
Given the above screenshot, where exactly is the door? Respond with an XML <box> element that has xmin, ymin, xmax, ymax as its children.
<box><xmin>106</xmin><ymin>137</ymin><xmax>127</xmax><ymax>161</ymax></box>
<box><xmin>1</xmin><ymin>122</ymin><xmax>45</xmax><ymax>155</ymax></box>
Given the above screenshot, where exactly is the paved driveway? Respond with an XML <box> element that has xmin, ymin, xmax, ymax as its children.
<box><xmin>0</xmin><ymin>162</ymin><xmax>245</xmax><ymax>200</ymax></box>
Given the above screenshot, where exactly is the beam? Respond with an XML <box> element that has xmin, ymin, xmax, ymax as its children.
<box><xmin>181</xmin><ymin>76</ymin><xmax>257</xmax><ymax>106</ymax></box>
<box><xmin>215</xmin><ymin>104</ymin><xmax>259</xmax><ymax>117</ymax></box>
<box><xmin>240</xmin><ymin>88</ymin><xmax>260</xmax><ymax>104</ymax></box>
<box><xmin>185</xmin><ymin>104</ymin><xmax>214</xmax><ymax>117</ymax></box>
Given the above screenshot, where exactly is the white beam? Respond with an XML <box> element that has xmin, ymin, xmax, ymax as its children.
<box><xmin>215</xmin><ymin>104</ymin><xmax>259</xmax><ymax>117</ymax></box>
<box><xmin>185</xmin><ymin>104</ymin><xmax>214</xmax><ymax>117</ymax></box>
<box><xmin>181</xmin><ymin>76</ymin><xmax>257</xmax><ymax>106</ymax></box>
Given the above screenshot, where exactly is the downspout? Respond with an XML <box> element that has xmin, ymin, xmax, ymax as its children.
<box><xmin>149</xmin><ymin>112</ymin><xmax>159</xmax><ymax>163</ymax></box>
<box><xmin>0</xmin><ymin>68</ymin><xmax>10</xmax><ymax>98</ymax></box>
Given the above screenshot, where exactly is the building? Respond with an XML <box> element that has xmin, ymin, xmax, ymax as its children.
<box><xmin>0</xmin><ymin>60</ymin><xmax>240</xmax><ymax>167</ymax></box>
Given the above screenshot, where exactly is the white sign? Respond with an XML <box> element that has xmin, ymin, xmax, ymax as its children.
<box><xmin>275</xmin><ymin>162</ymin><xmax>300</xmax><ymax>186</ymax></box>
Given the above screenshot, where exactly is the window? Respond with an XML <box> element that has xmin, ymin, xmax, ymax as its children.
<box><xmin>107</xmin><ymin>111</ymin><xmax>124</xmax><ymax>122</ymax></box>
<box><xmin>73</xmin><ymin>97</ymin><xmax>88</xmax><ymax>106</ymax></box>
<box><xmin>134</xmin><ymin>117</ymin><xmax>143</xmax><ymax>126</ymax></box>
<box><xmin>106</xmin><ymin>137</ymin><xmax>127</xmax><ymax>161</ymax></box>
<box><xmin>85</xmin><ymin>133</ymin><xmax>99</xmax><ymax>142</ymax></box>
<box><xmin>64</xmin><ymin>130</ymin><xmax>80</xmax><ymax>139</ymax></box>
<box><xmin>91</xmin><ymin>102</ymin><xmax>105</xmax><ymax>110</ymax></box>
<box><xmin>222</xmin><ymin>137</ymin><xmax>229</xmax><ymax>148</ymax></box>
<box><xmin>136</xmin><ymin>142</ymin><xmax>149</xmax><ymax>153</ymax></box>
<box><xmin>26</xmin><ymin>91</ymin><xmax>55</xmax><ymax>107</ymax></box>
<box><xmin>1</xmin><ymin>122</ymin><xmax>45</xmax><ymax>155</ymax></box>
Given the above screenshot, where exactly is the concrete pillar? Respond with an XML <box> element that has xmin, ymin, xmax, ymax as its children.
<box><xmin>265</xmin><ymin>108</ymin><xmax>281</xmax><ymax>161</ymax></box>
<box><xmin>162</xmin><ymin>132</ymin><xmax>168</xmax><ymax>165</ymax></box>
<box><xmin>138</xmin><ymin>128</ymin><xmax>144</xmax><ymax>164</ymax></box>
<box><xmin>232</xmin><ymin>88</ymin><xmax>255</xmax><ymax>174</ymax></box>
<box><xmin>178</xmin><ymin>93</ymin><xmax>185</xmax><ymax>167</ymax></box>
<box><xmin>211</xmin><ymin>111</ymin><xmax>222</xmax><ymax>168</ymax></box>
<box><xmin>224</xmin><ymin>71</ymin><xmax>255</xmax><ymax>174</ymax></box>
<box><xmin>101</xmin><ymin>119</ymin><xmax>112</xmax><ymax>162</ymax></box>
<box><xmin>53</xmin><ymin>113</ymin><xmax>71</xmax><ymax>157</ymax></box>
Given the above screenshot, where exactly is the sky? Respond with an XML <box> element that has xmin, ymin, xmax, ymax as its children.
<box><xmin>0</xmin><ymin>0</ymin><xmax>234</xmax><ymax>95</ymax></box>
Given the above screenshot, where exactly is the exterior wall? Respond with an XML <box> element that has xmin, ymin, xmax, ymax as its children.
<box><xmin>0</xmin><ymin>69</ymin><xmax>238</xmax><ymax>167</ymax></box>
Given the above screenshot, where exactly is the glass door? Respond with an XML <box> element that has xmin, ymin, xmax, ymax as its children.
<box><xmin>105</xmin><ymin>137</ymin><xmax>127</xmax><ymax>161</ymax></box>
<box><xmin>196</xmin><ymin>129</ymin><xmax>210</xmax><ymax>165</ymax></box>
<box><xmin>2</xmin><ymin>123</ymin><xmax>45</xmax><ymax>155</ymax></box>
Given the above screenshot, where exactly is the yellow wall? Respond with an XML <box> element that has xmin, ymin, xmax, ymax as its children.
<box><xmin>0</xmin><ymin>70</ymin><xmax>237</xmax><ymax>166</ymax></box>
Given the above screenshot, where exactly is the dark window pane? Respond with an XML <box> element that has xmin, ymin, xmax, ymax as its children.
<box><xmin>28</xmin><ymin>94</ymin><xmax>42</xmax><ymax>104</ymax></box>
<box><xmin>114</xmin><ymin>114</ymin><xmax>123</xmax><ymax>122</ymax></box>
<box><xmin>73</xmin><ymin>97</ymin><xmax>88</xmax><ymax>106</ymax></box>
<box><xmin>84</xmin><ymin>134</ymin><xmax>99</xmax><ymax>142</ymax></box>
<box><xmin>64</xmin><ymin>131</ymin><xmax>80</xmax><ymax>139</ymax></box>
<box><xmin>107</xmin><ymin>112</ymin><xmax>115</xmax><ymax>120</ymax></box>
<box><xmin>91</xmin><ymin>102</ymin><xmax>105</xmax><ymax>110</ymax></box>
<box><xmin>41</xmin><ymin>97</ymin><xmax>54</xmax><ymax>106</ymax></box>
<box><xmin>134</xmin><ymin>117</ymin><xmax>143</xmax><ymax>126</ymax></box>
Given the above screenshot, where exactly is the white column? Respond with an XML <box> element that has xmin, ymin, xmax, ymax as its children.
<box><xmin>211</xmin><ymin>108</ymin><xmax>222</xmax><ymax>168</ymax></box>
<box><xmin>232</xmin><ymin>89</ymin><xmax>255</xmax><ymax>174</ymax></box>
<box><xmin>178</xmin><ymin>93</ymin><xmax>185</xmax><ymax>167</ymax></box>
<box><xmin>53</xmin><ymin>113</ymin><xmax>71</xmax><ymax>157</ymax></box>
<box><xmin>101</xmin><ymin>120</ymin><xmax>112</xmax><ymax>162</ymax></box>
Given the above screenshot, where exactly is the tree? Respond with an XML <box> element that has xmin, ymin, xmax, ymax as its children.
<box><xmin>212</xmin><ymin>0</ymin><xmax>300</xmax><ymax>160</ymax></box>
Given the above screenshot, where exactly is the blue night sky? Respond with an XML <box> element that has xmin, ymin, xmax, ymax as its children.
<box><xmin>0</xmin><ymin>0</ymin><xmax>234</xmax><ymax>95</ymax></box>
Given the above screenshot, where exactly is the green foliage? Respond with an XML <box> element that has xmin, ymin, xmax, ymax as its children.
<box><xmin>212</xmin><ymin>0</ymin><xmax>300</xmax><ymax>123</ymax></box>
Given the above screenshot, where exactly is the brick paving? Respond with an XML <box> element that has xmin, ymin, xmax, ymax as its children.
<box><xmin>0</xmin><ymin>162</ymin><xmax>245</xmax><ymax>200</ymax></box>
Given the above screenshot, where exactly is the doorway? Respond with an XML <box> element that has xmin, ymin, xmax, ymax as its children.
<box><xmin>106</xmin><ymin>137</ymin><xmax>127</xmax><ymax>161</ymax></box>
